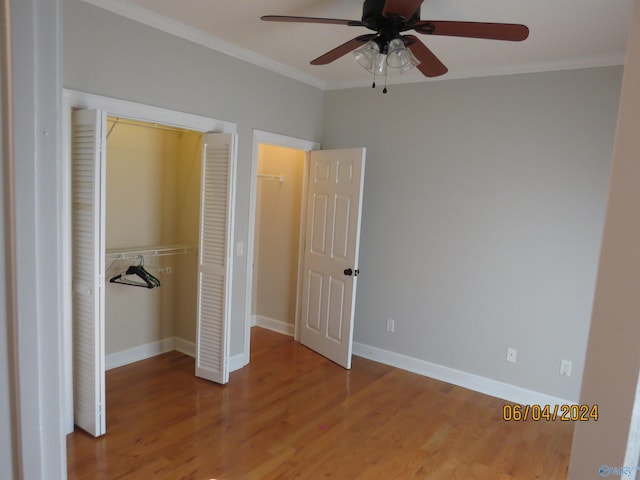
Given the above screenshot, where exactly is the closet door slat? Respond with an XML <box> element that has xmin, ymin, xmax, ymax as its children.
<box><xmin>71</xmin><ymin>109</ymin><xmax>106</xmax><ymax>437</ymax></box>
<box><xmin>195</xmin><ymin>133</ymin><xmax>236</xmax><ymax>384</ymax></box>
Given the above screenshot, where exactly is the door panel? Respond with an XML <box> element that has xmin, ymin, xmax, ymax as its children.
<box><xmin>71</xmin><ymin>109</ymin><xmax>106</xmax><ymax>437</ymax></box>
<box><xmin>195</xmin><ymin>133</ymin><xmax>236</xmax><ymax>384</ymax></box>
<box><xmin>300</xmin><ymin>148</ymin><xmax>366</xmax><ymax>369</ymax></box>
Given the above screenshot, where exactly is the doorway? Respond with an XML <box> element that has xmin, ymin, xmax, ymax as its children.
<box><xmin>251</xmin><ymin>144</ymin><xmax>306</xmax><ymax>336</ymax></box>
<box><xmin>62</xmin><ymin>90</ymin><xmax>237</xmax><ymax>435</ymax></box>
<box><xmin>244</xmin><ymin>131</ymin><xmax>320</xmax><ymax>361</ymax></box>
<box><xmin>103</xmin><ymin>116</ymin><xmax>201</xmax><ymax>369</ymax></box>
<box><xmin>245</xmin><ymin>131</ymin><xmax>367</xmax><ymax>370</ymax></box>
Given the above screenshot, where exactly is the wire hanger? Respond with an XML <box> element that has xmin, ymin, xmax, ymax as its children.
<box><xmin>109</xmin><ymin>255</ymin><xmax>161</xmax><ymax>289</ymax></box>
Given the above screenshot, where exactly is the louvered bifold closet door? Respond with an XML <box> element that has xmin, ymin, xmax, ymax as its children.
<box><xmin>71</xmin><ymin>109</ymin><xmax>106</xmax><ymax>437</ymax></box>
<box><xmin>196</xmin><ymin>133</ymin><xmax>236</xmax><ymax>384</ymax></box>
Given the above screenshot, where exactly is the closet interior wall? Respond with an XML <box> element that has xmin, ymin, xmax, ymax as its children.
<box><xmin>105</xmin><ymin>117</ymin><xmax>201</xmax><ymax>361</ymax></box>
<box><xmin>252</xmin><ymin>144</ymin><xmax>305</xmax><ymax>332</ymax></box>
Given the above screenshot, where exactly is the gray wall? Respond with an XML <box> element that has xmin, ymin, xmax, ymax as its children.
<box><xmin>63</xmin><ymin>0</ymin><xmax>622</xmax><ymax>402</ymax></box>
<box><xmin>63</xmin><ymin>0</ymin><xmax>326</xmax><ymax>356</ymax></box>
<box><xmin>6</xmin><ymin>0</ymin><xmax>66</xmax><ymax>478</ymax></box>
<box><xmin>0</xmin><ymin>35</ymin><xmax>15</xmax><ymax>480</ymax></box>
<box><xmin>322</xmin><ymin>67</ymin><xmax>622</xmax><ymax>401</ymax></box>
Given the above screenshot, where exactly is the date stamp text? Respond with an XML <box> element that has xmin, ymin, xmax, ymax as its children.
<box><xmin>503</xmin><ymin>403</ymin><xmax>598</xmax><ymax>421</ymax></box>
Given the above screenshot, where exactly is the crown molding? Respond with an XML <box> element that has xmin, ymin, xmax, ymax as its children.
<box><xmin>326</xmin><ymin>52</ymin><xmax>627</xmax><ymax>90</ymax></box>
<box><xmin>80</xmin><ymin>0</ymin><xmax>328</xmax><ymax>90</ymax></box>
<box><xmin>79</xmin><ymin>0</ymin><xmax>625</xmax><ymax>93</ymax></box>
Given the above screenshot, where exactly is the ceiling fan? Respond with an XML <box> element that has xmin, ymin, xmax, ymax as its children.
<box><xmin>262</xmin><ymin>0</ymin><xmax>529</xmax><ymax>89</ymax></box>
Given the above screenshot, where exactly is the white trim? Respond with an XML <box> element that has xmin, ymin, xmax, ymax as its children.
<box><xmin>254</xmin><ymin>315</ymin><xmax>295</xmax><ymax>337</ymax></box>
<box><xmin>103</xmin><ymin>337</ymin><xmax>221</xmax><ymax>370</ymax></box>
<box><xmin>294</xmin><ymin>154</ymin><xmax>310</xmax><ymax>343</ymax></box>
<box><xmin>229</xmin><ymin>353</ymin><xmax>246</xmax><ymax>373</ymax></box>
<box><xmin>79</xmin><ymin>0</ymin><xmax>625</xmax><ymax>92</ymax></box>
<box><xmin>79</xmin><ymin>0</ymin><xmax>327</xmax><ymax>91</ymax></box>
<box><xmin>105</xmin><ymin>338</ymin><xmax>175</xmax><ymax>370</ymax></box>
<box><xmin>8</xmin><ymin>1</ymin><xmax>66</xmax><ymax>477</ymax></box>
<box><xmin>174</xmin><ymin>337</ymin><xmax>196</xmax><ymax>357</ymax></box>
<box><xmin>244</xmin><ymin>130</ymin><xmax>320</xmax><ymax>366</ymax></box>
<box><xmin>63</xmin><ymin>89</ymin><xmax>236</xmax><ymax>134</ymax></box>
<box><xmin>61</xmin><ymin>89</ymin><xmax>238</xmax><ymax>434</ymax></box>
<box><xmin>327</xmin><ymin>54</ymin><xmax>627</xmax><ymax>90</ymax></box>
<box><xmin>353</xmin><ymin>342</ymin><xmax>575</xmax><ymax>407</ymax></box>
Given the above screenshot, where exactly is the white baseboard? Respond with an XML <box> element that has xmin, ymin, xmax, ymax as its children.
<box><xmin>106</xmin><ymin>337</ymin><xmax>176</xmax><ymax>370</ymax></box>
<box><xmin>352</xmin><ymin>342</ymin><xmax>575</xmax><ymax>407</ymax></box>
<box><xmin>254</xmin><ymin>314</ymin><xmax>295</xmax><ymax>336</ymax></box>
<box><xmin>106</xmin><ymin>336</ymin><xmax>248</xmax><ymax>374</ymax></box>
<box><xmin>229</xmin><ymin>353</ymin><xmax>246</xmax><ymax>372</ymax></box>
<box><xmin>174</xmin><ymin>337</ymin><xmax>195</xmax><ymax>357</ymax></box>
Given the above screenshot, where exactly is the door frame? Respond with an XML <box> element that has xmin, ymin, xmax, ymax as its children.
<box><xmin>61</xmin><ymin>89</ymin><xmax>236</xmax><ymax>434</ymax></box>
<box><xmin>244</xmin><ymin>130</ymin><xmax>320</xmax><ymax>365</ymax></box>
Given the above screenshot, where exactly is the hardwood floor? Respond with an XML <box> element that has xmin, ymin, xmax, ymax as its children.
<box><xmin>67</xmin><ymin>328</ymin><xmax>574</xmax><ymax>479</ymax></box>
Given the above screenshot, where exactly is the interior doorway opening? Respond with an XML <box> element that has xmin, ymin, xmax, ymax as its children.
<box><xmin>245</xmin><ymin>131</ymin><xmax>367</xmax><ymax>370</ymax></box>
<box><xmin>103</xmin><ymin>116</ymin><xmax>202</xmax><ymax>371</ymax></box>
<box><xmin>62</xmin><ymin>89</ymin><xmax>237</xmax><ymax>436</ymax></box>
<box><xmin>244</xmin><ymin>131</ymin><xmax>320</xmax><ymax>362</ymax></box>
<box><xmin>251</xmin><ymin>144</ymin><xmax>306</xmax><ymax>337</ymax></box>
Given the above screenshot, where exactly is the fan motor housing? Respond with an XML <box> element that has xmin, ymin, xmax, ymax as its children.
<box><xmin>362</xmin><ymin>0</ymin><xmax>421</xmax><ymax>28</ymax></box>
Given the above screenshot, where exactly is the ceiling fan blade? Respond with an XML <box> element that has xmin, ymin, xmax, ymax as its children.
<box><xmin>404</xmin><ymin>35</ymin><xmax>448</xmax><ymax>77</ymax></box>
<box><xmin>382</xmin><ymin>0</ymin><xmax>424</xmax><ymax>20</ymax></box>
<box><xmin>311</xmin><ymin>35</ymin><xmax>376</xmax><ymax>65</ymax></box>
<box><xmin>261</xmin><ymin>15</ymin><xmax>366</xmax><ymax>27</ymax></box>
<box><xmin>414</xmin><ymin>21</ymin><xmax>529</xmax><ymax>41</ymax></box>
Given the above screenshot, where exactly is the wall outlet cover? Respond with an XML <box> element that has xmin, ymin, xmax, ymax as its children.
<box><xmin>386</xmin><ymin>318</ymin><xmax>395</xmax><ymax>333</ymax></box>
<box><xmin>560</xmin><ymin>360</ymin><xmax>572</xmax><ymax>376</ymax></box>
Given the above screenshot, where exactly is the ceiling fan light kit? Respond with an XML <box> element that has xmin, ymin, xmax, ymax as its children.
<box><xmin>353</xmin><ymin>38</ymin><xmax>420</xmax><ymax>91</ymax></box>
<box><xmin>262</xmin><ymin>0</ymin><xmax>529</xmax><ymax>93</ymax></box>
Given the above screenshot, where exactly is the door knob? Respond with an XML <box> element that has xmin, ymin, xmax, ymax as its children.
<box><xmin>344</xmin><ymin>268</ymin><xmax>360</xmax><ymax>277</ymax></box>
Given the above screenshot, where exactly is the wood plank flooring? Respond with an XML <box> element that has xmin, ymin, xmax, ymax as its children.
<box><xmin>67</xmin><ymin>328</ymin><xmax>573</xmax><ymax>479</ymax></box>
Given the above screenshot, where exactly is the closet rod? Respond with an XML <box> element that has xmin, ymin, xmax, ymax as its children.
<box><xmin>105</xmin><ymin>244</ymin><xmax>193</xmax><ymax>262</ymax></box>
<box><xmin>258</xmin><ymin>173</ymin><xmax>285</xmax><ymax>183</ymax></box>
<box><xmin>107</xmin><ymin>116</ymin><xmax>192</xmax><ymax>136</ymax></box>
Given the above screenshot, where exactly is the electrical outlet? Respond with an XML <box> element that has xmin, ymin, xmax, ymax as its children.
<box><xmin>560</xmin><ymin>360</ymin><xmax>572</xmax><ymax>377</ymax></box>
<box><xmin>506</xmin><ymin>347</ymin><xmax>517</xmax><ymax>363</ymax></box>
<box><xmin>386</xmin><ymin>318</ymin><xmax>395</xmax><ymax>333</ymax></box>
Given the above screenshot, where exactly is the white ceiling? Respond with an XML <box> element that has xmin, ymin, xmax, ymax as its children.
<box><xmin>83</xmin><ymin>0</ymin><xmax>633</xmax><ymax>90</ymax></box>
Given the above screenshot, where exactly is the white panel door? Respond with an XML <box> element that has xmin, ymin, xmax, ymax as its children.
<box><xmin>196</xmin><ymin>133</ymin><xmax>236</xmax><ymax>383</ymax></box>
<box><xmin>71</xmin><ymin>109</ymin><xmax>106</xmax><ymax>437</ymax></box>
<box><xmin>300</xmin><ymin>148</ymin><xmax>366</xmax><ymax>369</ymax></box>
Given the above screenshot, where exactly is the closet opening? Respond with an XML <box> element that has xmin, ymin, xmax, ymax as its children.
<box><xmin>103</xmin><ymin>116</ymin><xmax>202</xmax><ymax>370</ymax></box>
<box><xmin>251</xmin><ymin>144</ymin><xmax>306</xmax><ymax>338</ymax></box>
<box><xmin>244</xmin><ymin>131</ymin><xmax>320</xmax><ymax>361</ymax></box>
<box><xmin>64</xmin><ymin>91</ymin><xmax>237</xmax><ymax>437</ymax></box>
<box><xmin>245</xmin><ymin>131</ymin><xmax>368</xmax><ymax>370</ymax></box>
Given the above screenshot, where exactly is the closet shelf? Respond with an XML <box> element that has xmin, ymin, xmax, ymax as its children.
<box><xmin>106</xmin><ymin>244</ymin><xmax>194</xmax><ymax>262</ymax></box>
<box><xmin>258</xmin><ymin>173</ymin><xmax>285</xmax><ymax>183</ymax></box>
